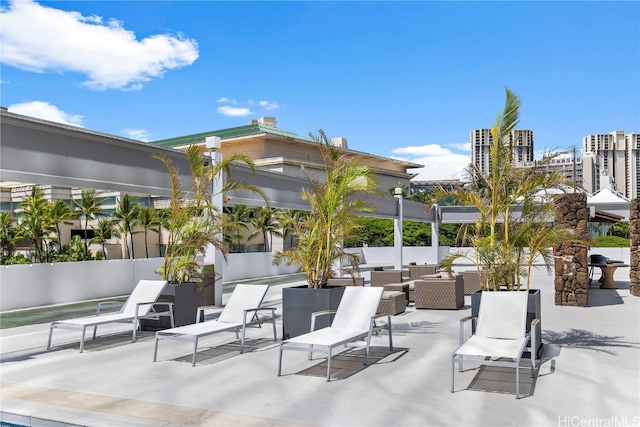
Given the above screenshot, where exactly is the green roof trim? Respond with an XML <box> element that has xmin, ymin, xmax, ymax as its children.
<box><xmin>152</xmin><ymin>124</ymin><xmax>313</xmax><ymax>148</ymax></box>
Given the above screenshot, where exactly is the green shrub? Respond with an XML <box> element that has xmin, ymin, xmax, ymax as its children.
<box><xmin>593</xmin><ymin>236</ymin><xmax>630</xmax><ymax>247</ymax></box>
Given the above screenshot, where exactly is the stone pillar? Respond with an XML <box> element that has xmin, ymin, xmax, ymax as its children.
<box><xmin>630</xmin><ymin>199</ymin><xmax>639</xmax><ymax>297</ymax></box>
<box><xmin>554</xmin><ymin>193</ymin><xmax>589</xmax><ymax>306</ymax></box>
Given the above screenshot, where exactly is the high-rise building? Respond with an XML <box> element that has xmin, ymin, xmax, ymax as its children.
<box><xmin>516</xmin><ymin>156</ymin><xmax>583</xmax><ymax>188</ymax></box>
<box><xmin>582</xmin><ymin>131</ymin><xmax>639</xmax><ymax>199</ymax></box>
<box><xmin>470</xmin><ymin>129</ymin><xmax>534</xmax><ymax>175</ymax></box>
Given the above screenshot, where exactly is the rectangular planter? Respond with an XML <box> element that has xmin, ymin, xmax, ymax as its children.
<box><xmin>282</xmin><ymin>285</ymin><xmax>346</xmax><ymax>340</ymax></box>
<box><xmin>141</xmin><ymin>281</ymin><xmax>215</xmax><ymax>330</ymax></box>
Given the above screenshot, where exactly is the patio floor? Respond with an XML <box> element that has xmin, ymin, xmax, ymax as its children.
<box><xmin>1</xmin><ymin>266</ymin><xmax>639</xmax><ymax>427</ymax></box>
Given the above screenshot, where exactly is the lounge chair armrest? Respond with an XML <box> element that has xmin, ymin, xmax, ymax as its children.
<box><xmin>459</xmin><ymin>316</ymin><xmax>473</xmax><ymax>324</ymax></box>
<box><xmin>312</xmin><ymin>310</ymin><xmax>336</xmax><ymax>318</ymax></box>
<box><xmin>372</xmin><ymin>313</ymin><xmax>391</xmax><ymax>320</ymax></box>
<box><xmin>244</xmin><ymin>307</ymin><xmax>277</xmax><ymax>313</ymax></box>
<box><xmin>459</xmin><ymin>316</ymin><xmax>475</xmax><ymax>346</ymax></box>
<box><xmin>531</xmin><ymin>318</ymin><xmax>540</xmax><ymax>327</ymax></box>
<box><xmin>96</xmin><ymin>299</ymin><xmax>124</xmax><ymax>315</ymax></box>
<box><xmin>310</xmin><ymin>310</ymin><xmax>336</xmax><ymax>331</ymax></box>
<box><xmin>196</xmin><ymin>305</ymin><xmax>224</xmax><ymax>323</ymax></box>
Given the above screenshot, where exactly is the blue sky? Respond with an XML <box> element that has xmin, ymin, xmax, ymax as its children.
<box><xmin>1</xmin><ymin>0</ymin><xmax>638</xmax><ymax>177</ymax></box>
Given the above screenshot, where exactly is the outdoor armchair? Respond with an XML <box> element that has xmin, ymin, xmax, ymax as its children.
<box><xmin>47</xmin><ymin>280</ymin><xmax>171</xmax><ymax>353</ymax></box>
<box><xmin>277</xmin><ymin>286</ymin><xmax>393</xmax><ymax>382</ymax></box>
<box><xmin>153</xmin><ymin>284</ymin><xmax>276</xmax><ymax>366</ymax></box>
<box><xmin>370</xmin><ymin>270</ymin><xmax>405</xmax><ymax>287</ymax></box>
<box><xmin>451</xmin><ymin>291</ymin><xmax>539</xmax><ymax>399</ymax></box>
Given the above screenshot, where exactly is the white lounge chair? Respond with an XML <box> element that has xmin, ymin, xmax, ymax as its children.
<box><xmin>47</xmin><ymin>279</ymin><xmax>172</xmax><ymax>353</ymax></box>
<box><xmin>153</xmin><ymin>284</ymin><xmax>276</xmax><ymax>366</ymax></box>
<box><xmin>451</xmin><ymin>291</ymin><xmax>539</xmax><ymax>399</ymax></box>
<box><xmin>277</xmin><ymin>286</ymin><xmax>393</xmax><ymax>382</ymax></box>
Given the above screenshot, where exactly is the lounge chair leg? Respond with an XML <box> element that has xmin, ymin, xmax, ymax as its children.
<box><xmin>47</xmin><ymin>325</ymin><xmax>54</xmax><ymax>350</ymax></box>
<box><xmin>240</xmin><ymin>324</ymin><xmax>246</xmax><ymax>354</ymax></box>
<box><xmin>271</xmin><ymin>314</ymin><xmax>277</xmax><ymax>341</ymax></box>
<box><xmin>277</xmin><ymin>344</ymin><xmax>283</xmax><ymax>376</ymax></box>
<box><xmin>80</xmin><ymin>327</ymin><xmax>86</xmax><ymax>353</ymax></box>
<box><xmin>153</xmin><ymin>337</ymin><xmax>159</xmax><ymax>362</ymax></box>
<box><xmin>92</xmin><ymin>325</ymin><xmax>97</xmax><ymax>340</ymax></box>
<box><xmin>308</xmin><ymin>344</ymin><xmax>313</xmax><ymax>360</ymax></box>
<box><xmin>326</xmin><ymin>348</ymin><xmax>332</xmax><ymax>382</ymax></box>
<box><xmin>192</xmin><ymin>337</ymin><xmax>199</xmax><ymax>367</ymax></box>
<box><xmin>387</xmin><ymin>316</ymin><xmax>393</xmax><ymax>350</ymax></box>
<box><xmin>516</xmin><ymin>359</ymin><xmax>520</xmax><ymax>399</ymax></box>
<box><xmin>451</xmin><ymin>357</ymin><xmax>455</xmax><ymax>393</ymax></box>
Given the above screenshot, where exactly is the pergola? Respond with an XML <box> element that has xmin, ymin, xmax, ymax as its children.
<box><xmin>1</xmin><ymin>110</ymin><xmax>438</xmax><ymax>302</ymax></box>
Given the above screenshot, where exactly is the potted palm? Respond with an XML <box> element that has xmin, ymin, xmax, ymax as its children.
<box><xmin>432</xmin><ymin>88</ymin><xmax>585</xmax><ymax>356</ymax></box>
<box><xmin>152</xmin><ymin>144</ymin><xmax>265</xmax><ymax>327</ymax></box>
<box><xmin>274</xmin><ymin>130</ymin><xmax>379</xmax><ymax>339</ymax></box>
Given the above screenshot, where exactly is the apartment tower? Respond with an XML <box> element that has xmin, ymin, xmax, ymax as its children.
<box><xmin>582</xmin><ymin>131</ymin><xmax>639</xmax><ymax>199</ymax></box>
<box><xmin>470</xmin><ymin>129</ymin><xmax>534</xmax><ymax>175</ymax></box>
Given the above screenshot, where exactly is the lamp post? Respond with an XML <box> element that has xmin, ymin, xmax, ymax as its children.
<box><xmin>394</xmin><ymin>187</ymin><xmax>403</xmax><ymax>270</ymax></box>
<box><xmin>205</xmin><ymin>136</ymin><xmax>224</xmax><ymax>305</ymax></box>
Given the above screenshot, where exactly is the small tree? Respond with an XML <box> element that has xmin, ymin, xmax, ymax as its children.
<box><xmin>274</xmin><ymin>130</ymin><xmax>379</xmax><ymax>288</ymax></box>
<box><xmin>154</xmin><ymin>145</ymin><xmax>266</xmax><ymax>284</ymax></box>
<box><xmin>249</xmin><ymin>207</ymin><xmax>282</xmax><ymax>252</ymax></box>
<box><xmin>138</xmin><ymin>207</ymin><xmax>161</xmax><ymax>258</ymax></box>
<box><xmin>73</xmin><ymin>189</ymin><xmax>104</xmax><ymax>259</ymax></box>
<box><xmin>90</xmin><ymin>218</ymin><xmax>120</xmax><ymax>259</ymax></box>
<box><xmin>113</xmin><ymin>194</ymin><xmax>140</xmax><ymax>259</ymax></box>
<box><xmin>433</xmin><ymin>88</ymin><xmax>584</xmax><ymax>291</ymax></box>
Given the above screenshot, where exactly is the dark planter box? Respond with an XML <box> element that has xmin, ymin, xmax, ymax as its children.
<box><xmin>282</xmin><ymin>285</ymin><xmax>346</xmax><ymax>340</ymax></box>
<box><xmin>470</xmin><ymin>288</ymin><xmax>542</xmax><ymax>357</ymax></box>
<box><xmin>141</xmin><ymin>280</ymin><xmax>215</xmax><ymax>330</ymax></box>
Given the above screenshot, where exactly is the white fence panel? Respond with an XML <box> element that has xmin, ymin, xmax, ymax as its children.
<box><xmin>1</xmin><ymin>258</ymin><xmax>162</xmax><ymax>311</ymax></box>
<box><xmin>223</xmin><ymin>252</ymin><xmax>300</xmax><ymax>282</ymax></box>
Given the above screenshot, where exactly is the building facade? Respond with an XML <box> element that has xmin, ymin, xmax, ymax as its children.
<box><xmin>582</xmin><ymin>131</ymin><xmax>639</xmax><ymax>199</ymax></box>
<box><xmin>515</xmin><ymin>156</ymin><xmax>583</xmax><ymax>188</ymax></box>
<box><xmin>470</xmin><ymin>128</ymin><xmax>534</xmax><ymax>175</ymax></box>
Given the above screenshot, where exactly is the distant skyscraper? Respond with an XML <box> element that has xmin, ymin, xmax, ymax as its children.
<box><xmin>582</xmin><ymin>131</ymin><xmax>639</xmax><ymax>199</ymax></box>
<box><xmin>470</xmin><ymin>129</ymin><xmax>534</xmax><ymax>175</ymax></box>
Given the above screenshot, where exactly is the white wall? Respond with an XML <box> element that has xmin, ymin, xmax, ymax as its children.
<box><xmin>3</xmin><ymin>246</ymin><xmax>627</xmax><ymax>311</ymax></box>
<box><xmin>354</xmin><ymin>246</ymin><xmax>449</xmax><ymax>266</ymax></box>
<box><xmin>0</xmin><ymin>254</ymin><xmax>300</xmax><ymax>311</ymax></box>
<box><xmin>222</xmin><ymin>252</ymin><xmax>301</xmax><ymax>281</ymax></box>
<box><xmin>1</xmin><ymin>258</ymin><xmax>162</xmax><ymax>311</ymax></box>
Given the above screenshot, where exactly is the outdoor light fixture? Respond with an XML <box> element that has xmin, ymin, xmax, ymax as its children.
<box><xmin>205</xmin><ymin>135</ymin><xmax>221</xmax><ymax>150</ymax></box>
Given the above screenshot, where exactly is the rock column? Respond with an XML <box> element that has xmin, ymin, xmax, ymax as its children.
<box><xmin>631</xmin><ymin>199</ymin><xmax>639</xmax><ymax>297</ymax></box>
<box><xmin>554</xmin><ymin>193</ymin><xmax>589</xmax><ymax>306</ymax></box>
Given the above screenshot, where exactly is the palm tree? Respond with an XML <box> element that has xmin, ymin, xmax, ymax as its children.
<box><xmin>90</xmin><ymin>218</ymin><xmax>120</xmax><ymax>259</ymax></box>
<box><xmin>47</xmin><ymin>199</ymin><xmax>74</xmax><ymax>253</ymax></box>
<box><xmin>225</xmin><ymin>204</ymin><xmax>253</xmax><ymax>252</ymax></box>
<box><xmin>277</xmin><ymin>209</ymin><xmax>306</xmax><ymax>250</ymax></box>
<box><xmin>72</xmin><ymin>189</ymin><xmax>104</xmax><ymax>258</ymax></box>
<box><xmin>138</xmin><ymin>207</ymin><xmax>161</xmax><ymax>258</ymax></box>
<box><xmin>154</xmin><ymin>145</ymin><xmax>266</xmax><ymax>284</ymax></box>
<box><xmin>249</xmin><ymin>207</ymin><xmax>282</xmax><ymax>252</ymax></box>
<box><xmin>0</xmin><ymin>212</ymin><xmax>18</xmax><ymax>262</ymax></box>
<box><xmin>113</xmin><ymin>194</ymin><xmax>140</xmax><ymax>259</ymax></box>
<box><xmin>17</xmin><ymin>186</ymin><xmax>52</xmax><ymax>262</ymax></box>
<box><xmin>274</xmin><ymin>130</ymin><xmax>379</xmax><ymax>288</ymax></box>
<box><xmin>432</xmin><ymin>87</ymin><xmax>581</xmax><ymax>291</ymax></box>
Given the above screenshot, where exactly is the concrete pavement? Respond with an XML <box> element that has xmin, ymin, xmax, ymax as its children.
<box><xmin>1</xmin><ymin>266</ymin><xmax>639</xmax><ymax>427</ymax></box>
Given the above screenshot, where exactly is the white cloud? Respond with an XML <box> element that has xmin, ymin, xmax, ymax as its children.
<box><xmin>8</xmin><ymin>101</ymin><xmax>83</xmax><ymax>126</ymax></box>
<box><xmin>216</xmin><ymin>97</ymin><xmax>237</xmax><ymax>104</ymax></box>
<box><xmin>259</xmin><ymin>100</ymin><xmax>279</xmax><ymax>110</ymax></box>
<box><xmin>217</xmin><ymin>106</ymin><xmax>252</xmax><ymax>117</ymax></box>
<box><xmin>0</xmin><ymin>0</ymin><xmax>199</xmax><ymax>90</ymax></box>
<box><xmin>392</xmin><ymin>143</ymin><xmax>471</xmax><ymax>177</ymax></box>
<box><xmin>449</xmin><ymin>142</ymin><xmax>471</xmax><ymax>151</ymax></box>
<box><xmin>215</xmin><ymin>97</ymin><xmax>279</xmax><ymax>117</ymax></box>
<box><xmin>122</xmin><ymin>128</ymin><xmax>151</xmax><ymax>141</ymax></box>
